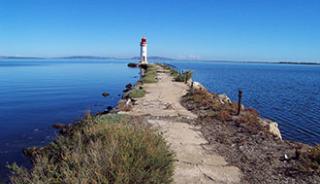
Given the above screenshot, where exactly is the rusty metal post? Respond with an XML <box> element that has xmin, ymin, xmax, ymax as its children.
<box><xmin>184</xmin><ymin>72</ymin><xmax>188</xmax><ymax>84</ymax></box>
<box><xmin>190</xmin><ymin>81</ymin><xmax>194</xmax><ymax>94</ymax></box>
<box><xmin>237</xmin><ymin>90</ymin><xmax>243</xmax><ymax>115</ymax></box>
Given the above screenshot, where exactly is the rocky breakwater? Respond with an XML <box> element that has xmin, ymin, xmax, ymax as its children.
<box><xmin>188</xmin><ymin>81</ymin><xmax>283</xmax><ymax>140</ymax></box>
<box><xmin>118</xmin><ymin>64</ymin><xmax>242</xmax><ymax>184</ymax></box>
<box><xmin>114</xmin><ymin>63</ymin><xmax>320</xmax><ymax>184</ymax></box>
<box><xmin>182</xmin><ymin>78</ymin><xmax>320</xmax><ymax>183</ymax></box>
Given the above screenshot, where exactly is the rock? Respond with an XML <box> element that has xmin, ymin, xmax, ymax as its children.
<box><xmin>106</xmin><ymin>106</ymin><xmax>113</xmax><ymax>111</ymax></box>
<box><xmin>102</xmin><ymin>92</ymin><xmax>110</xmax><ymax>97</ymax></box>
<box><xmin>190</xmin><ymin>81</ymin><xmax>207</xmax><ymax>91</ymax></box>
<box><xmin>218</xmin><ymin>94</ymin><xmax>232</xmax><ymax>105</ymax></box>
<box><xmin>52</xmin><ymin>123</ymin><xmax>67</xmax><ymax>130</ymax></box>
<box><xmin>123</xmin><ymin>83</ymin><xmax>133</xmax><ymax>93</ymax></box>
<box><xmin>260</xmin><ymin>118</ymin><xmax>282</xmax><ymax>140</ymax></box>
<box><xmin>125</xmin><ymin>83</ymin><xmax>133</xmax><ymax>90</ymax></box>
<box><xmin>163</xmin><ymin>103</ymin><xmax>174</xmax><ymax>110</ymax></box>
<box><xmin>23</xmin><ymin>147</ymin><xmax>44</xmax><ymax>158</ymax></box>
<box><xmin>268</xmin><ymin>122</ymin><xmax>282</xmax><ymax>140</ymax></box>
<box><xmin>139</xmin><ymin>64</ymin><xmax>148</xmax><ymax>70</ymax></box>
<box><xmin>126</xmin><ymin>98</ymin><xmax>132</xmax><ymax>106</ymax></box>
<box><xmin>128</xmin><ymin>63</ymin><xmax>138</xmax><ymax>68</ymax></box>
<box><xmin>241</xmin><ymin>104</ymin><xmax>245</xmax><ymax>110</ymax></box>
<box><xmin>97</xmin><ymin>106</ymin><xmax>114</xmax><ymax>115</ymax></box>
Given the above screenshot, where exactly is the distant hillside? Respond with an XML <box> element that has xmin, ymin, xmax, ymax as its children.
<box><xmin>0</xmin><ymin>56</ymin><xmax>44</xmax><ymax>59</ymax></box>
<box><xmin>55</xmin><ymin>56</ymin><xmax>120</xmax><ymax>60</ymax></box>
<box><xmin>278</xmin><ymin>61</ymin><xmax>320</xmax><ymax>65</ymax></box>
<box><xmin>0</xmin><ymin>56</ymin><xmax>176</xmax><ymax>61</ymax></box>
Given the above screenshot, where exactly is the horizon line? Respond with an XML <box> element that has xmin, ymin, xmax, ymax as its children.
<box><xmin>0</xmin><ymin>55</ymin><xmax>319</xmax><ymax>64</ymax></box>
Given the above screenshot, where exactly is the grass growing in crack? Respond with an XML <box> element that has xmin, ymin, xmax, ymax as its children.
<box><xmin>8</xmin><ymin>114</ymin><xmax>174</xmax><ymax>184</ymax></box>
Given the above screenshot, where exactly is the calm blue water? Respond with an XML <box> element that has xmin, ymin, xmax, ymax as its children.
<box><xmin>170</xmin><ymin>61</ymin><xmax>320</xmax><ymax>145</ymax></box>
<box><xmin>0</xmin><ymin>59</ymin><xmax>138</xmax><ymax>181</ymax></box>
<box><xmin>0</xmin><ymin>60</ymin><xmax>319</xmax><ymax>181</ymax></box>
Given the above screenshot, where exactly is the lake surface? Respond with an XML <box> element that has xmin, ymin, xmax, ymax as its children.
<box><xmin>0</xmin><ymin>59</ymin><xmax>138</xmax><ymax>181</ymax></box>
<box><xmin>169</xmin><ymin>61</ymin><xmax>320</xmax><ymax>145</ymax></box>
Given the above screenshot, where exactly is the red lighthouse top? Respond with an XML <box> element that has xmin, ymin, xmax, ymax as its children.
<box><xmin>140</xmin><ymin>37</ymin><xmax>147</xmax><ymax>46</ymax></box>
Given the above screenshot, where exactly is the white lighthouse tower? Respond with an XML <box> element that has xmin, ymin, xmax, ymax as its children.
<box><xmin>140</xmin><ymin>37</ymin><xmax>148</xmax><ymax>64</ymax></box>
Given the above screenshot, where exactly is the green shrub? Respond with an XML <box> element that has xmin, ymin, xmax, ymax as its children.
<box><xmin>157</xmin><ymin>64</ymin><xmax>179</xmax><ymax>78</ymax></box>
<box><xmin>142</xmin><ymin>64</ymin><xmax>158</xmax><ymax>83</ymax></box>
<box><xmin>187</xmin><ymin>90</ymin><xmax>221</xmax><ymax>109</ymax></box>
<box><xmin>128</xmin><ymin>88</ymin><xmax>145</xmax><ymax>98</ymax></box>
<box><xmin>175</xmin><ymin>71</ymin><xmax>192</xmax><ymax>83</ymax></box>
<box><xmin>157</xmin><ymin>64</ymin><xmax>192</xmax><ymax>82</ymax></box>
<box><xmin>9</xmin><ymin>114</ymin><xmax>174</xmax><ymax>184</ymax></box>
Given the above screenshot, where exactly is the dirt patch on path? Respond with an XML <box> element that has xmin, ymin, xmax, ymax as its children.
<box><xmin>122</xmin><ymin>66</ymin><xmax>242</xmax><ymax>184</ymax></box>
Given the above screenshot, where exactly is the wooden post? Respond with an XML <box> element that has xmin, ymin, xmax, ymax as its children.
<box><xmin>191</xmin><ymin>81</ymin><xmax>194</xmax><ymax>94</ymax></box>
<box><xmin>184</xmin><ymin>72</ymin><xmax>188</xmax><ymax>84</ymax></box>
<box><xmin>237</xmin><ymin>90</ymin><xmax>243</xmax><ymax>115</ymax></box>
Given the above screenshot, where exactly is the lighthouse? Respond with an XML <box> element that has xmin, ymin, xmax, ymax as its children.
<box><xmin>140</xmin><ymin>37</ymin><xmax>148</xmax><ymax>64</ymax></box>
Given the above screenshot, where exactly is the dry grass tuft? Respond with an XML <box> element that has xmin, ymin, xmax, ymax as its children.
<box><xmin>8</xmin><ymin>114</ymin><xmax>174</xmax><ymax>184</ymax></box>
<box><xmin>216</xmin><ymin>110</ymin><xmax>233</xmax><ymax>122</ymax></box>
<box><xmin>309</xmin><ymin>145</ymin><xmax>320</xmax><ymax>165</ymax></box>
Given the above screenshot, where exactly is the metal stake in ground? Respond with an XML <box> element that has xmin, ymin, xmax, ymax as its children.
<box><xmin>190</xmin><ymin>81</ymin><xmax>194</xmax><ymax>94</ymax></box>
<box><xmin>237</xmin><ymin>90</ymin><xmax>243</xmax><ymax>115</ymax></box>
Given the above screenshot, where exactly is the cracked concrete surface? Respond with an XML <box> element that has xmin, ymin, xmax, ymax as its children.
<box><xmin>124</xmin><ymin>66</ymin><xmax>242</xmax><ymax>184</ymax></box>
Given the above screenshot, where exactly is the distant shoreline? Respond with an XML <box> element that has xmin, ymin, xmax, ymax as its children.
<box><xmin>0</xmin><ymin>56</ymin><xmax>319</xmax><ymax>65</ymax></box>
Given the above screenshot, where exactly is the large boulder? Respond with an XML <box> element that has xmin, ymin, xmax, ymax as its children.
<box><xmin>260</xmin><ymin>118</ymin><xmax>282</xmax><ymax>140</ymax></box>
<box><xmin>189</xmin><ymin>81</ymin><xmax>207</xmax><ymax>91</ymax></box>
<box><xmin>218</xmin><ymin>94</ymin><xmax>232</xmax><ymax>105</ymax></box>
<box><xmin>102</xmin><ymin>92</ymin><xmax>110</xmax><ymax>97</ymax></box>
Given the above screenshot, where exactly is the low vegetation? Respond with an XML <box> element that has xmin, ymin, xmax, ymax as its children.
<box><xmin>158</xmin><ymin>64</ymin><xmax>192</xmax><ymax>83</ymax></box>
<box><xmin>174</xmin><ymin>71</ymin><xmax>192</xmax><ymax>83</ymax></box>
<box><xmin>128</xmin><ymin>87</ymin><xmax>145</xmax><ymax>98</ymax></box>
<box><xmin>309</xmin><ymin>145</ymin><xmax>320</xmax><ymax>164</ymax></box>
<box><xmin>182</xmin><ymin>89</ymin><xmax>268</xmax><ymax>132</ymax></box>
<box><xmin>141</xmin><ymin>64</ymin><xmax>158</xmax><ymax>83</ymax></box>
<box><xmin>8</xmin><ymin>114</ymin><xmax>174</xmax><ymax>184</ymax></box>
<box><xmin>301</xmin><ymin>145</ymin><xmax>320</xmax><ymax>173</ymax></box>
<box><xmin>181</xmin><ymin>88</ymin><xmax>320</xmax><ymax>183</ymax></box>
<box><xmin>157</xmin><ymin>64</ymin><xmax>179</xmax><ymax>78</ymax></box>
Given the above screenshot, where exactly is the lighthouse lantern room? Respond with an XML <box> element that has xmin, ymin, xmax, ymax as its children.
<box><xmin>140</xmin><ymin>37</ymin><xmax>148</xmax><ymax>64</ymax></box>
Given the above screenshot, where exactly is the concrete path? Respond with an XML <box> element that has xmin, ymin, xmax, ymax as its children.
<box><xmin>125</xmin><ymin>66</ymin><xmax>242</xmax><ymax>184</ymax></box>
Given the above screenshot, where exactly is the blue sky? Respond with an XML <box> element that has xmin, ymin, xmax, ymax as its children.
<box><xmin>0</xmin><ymin>0</ymin><xmax>319</xmax><ymax>62</ymax></box>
